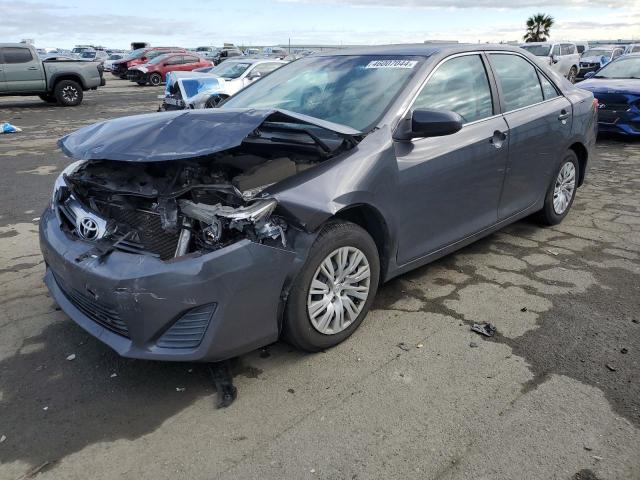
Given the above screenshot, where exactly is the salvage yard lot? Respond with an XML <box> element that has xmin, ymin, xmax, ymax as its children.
<box><xmin>1</xmin><ymin>79</ymin><xmax>639</xmax><ymax>480</ymax></box>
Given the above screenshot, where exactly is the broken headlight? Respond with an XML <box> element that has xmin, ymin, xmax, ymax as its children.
<box><xmin>51</xmin><ymin>160</ymin><xmax>86</xmax><ymax>208</ymax></box>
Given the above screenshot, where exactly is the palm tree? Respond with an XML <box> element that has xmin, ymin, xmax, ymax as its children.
<box><xmin>523</xmin><ymin>13</ymin><xmax>554</xmax><ymax>42</ymax></box>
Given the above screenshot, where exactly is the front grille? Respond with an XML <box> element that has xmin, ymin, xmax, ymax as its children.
<box><xmin>156</xmin><ymin>304</ymin><xmax>215</xmax><ymax>349</ymax></box>
<box><xmin>54</xmin><ymin>274</ymin><xmax>130</xmax><ymax>338</ymax></box>
<box><xmin>95</xmin><ymin>201</ymin><xmax>180</xmax><ymax>260</ymax></box>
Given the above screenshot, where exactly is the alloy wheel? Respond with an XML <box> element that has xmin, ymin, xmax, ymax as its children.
<box><xmin>307</xmin><ymin>246</ymin><xmax>371</xmax><ymax>335</ymax></box>
<box><xmin>553</xmin><ymin>161</ymin><xmax>576</xmax><ymax>215</ymax></box>
<box><xmin>62</xmin><ymin>86</ymin><xmax>78</xmax><ymax>103</ymax></box>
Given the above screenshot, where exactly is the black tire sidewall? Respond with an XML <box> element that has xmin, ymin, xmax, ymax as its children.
<box><xmin>150</xmin><ymin>73</ymin><xmax>162</xmax><ymax>86</ymax></box>
<box><xmin>540</xmin><ymin>151</ymin><xmax>580</xmax><ymax>225</ymax></box>
<box><xmin>284</xmin><ymin>221</ymin><xmax>380</xmax><ymax>352</ymax></box>
<box><xmin>54</xmin><ymin>80</ymin><xmax>83</xmax><ymax>106</ymax></box>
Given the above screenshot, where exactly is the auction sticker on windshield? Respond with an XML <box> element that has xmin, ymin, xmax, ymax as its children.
<box><xmin>365</xmin><ymin>60</ymin><xmax>418</xmax><ymax>69</ymax></box>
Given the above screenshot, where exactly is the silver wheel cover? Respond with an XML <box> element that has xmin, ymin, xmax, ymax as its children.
<box><xmin>553</xmin><ymin>161</ymin><xmax>576</xmax><ymax>215</ymax></box>
<box><xmin>307</xmin><ymin>246</ymin><xmax>371</xmax><ymax>335</ymax></box>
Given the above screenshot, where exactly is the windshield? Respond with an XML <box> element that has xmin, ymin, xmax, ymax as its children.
<box><xmin>126</xmin><ymin>48</ymin><xmax>147</xmax><ymax>60</ymax></box>
<box><xmin>108</xmin><ymin>54</ymin><xmax>122</xmax><ymax>60</ymax></box>
<box><xmin>211</xmin><ymin>61</ymin><xmax>251</xmax><ymax>79</ymax></box>
<box><xmin>222</xmin><ymin>55</ymin><xmax>424</xmax><ymax>131</ymax></box>
<box><xmin>520</xmin><ymin>45</ymin><xmax>552</xmax><ymax>56</ymax></box>
<box><xmin>594</xmin><ymin>57</ymin><xmax>640</xmax><ymax>79</ymax></box>
<box><xmin>80</xmin><ymin>51</ymin><xmax>96</xmax><ymax>58</ymax></box>
<box><xmin>583</xmin><ymin>49</ymin><xmax>613</xmax><ymax>57</ymax></box>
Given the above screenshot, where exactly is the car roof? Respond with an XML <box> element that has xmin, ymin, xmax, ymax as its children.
<box><xmin>315</xmin><ymin>43</ymin><xmax>525</xmax><ymax>58</ymax></box>
<box><xmin>224</xmin><ymin>58</ymin><xmax>286</xmax><ymax>65</ymax></box>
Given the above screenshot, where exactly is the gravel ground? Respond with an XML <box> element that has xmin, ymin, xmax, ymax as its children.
<box><xmin>0</xmin><ymin>79</ymin><xmax>639</xmax><ymax>480</ymax></box>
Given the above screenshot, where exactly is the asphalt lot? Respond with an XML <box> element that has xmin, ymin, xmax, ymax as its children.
<box><xmin>0</xmin><ymin>78</ymin><xmax>639</xmax><ymax>480</ymax></box>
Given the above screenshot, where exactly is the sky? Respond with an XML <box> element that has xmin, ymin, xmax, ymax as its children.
<box><xmin>1</xmin><ymin>0</ymin><xmax>639</xmax><ymax>49</ymax></box>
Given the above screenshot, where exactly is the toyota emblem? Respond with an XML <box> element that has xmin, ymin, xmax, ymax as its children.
<box><xmin>78</xmin><ymin>217</ymin><xmax>99</xmax><ymax>240</ymax></box>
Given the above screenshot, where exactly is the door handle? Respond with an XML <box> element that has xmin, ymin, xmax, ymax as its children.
<box><xmin>490</xmin><ymin>130</ymin><xmax>507</xmax><ymax>149</ymax></box>
<box><xmin>27</xmin><ymin>66</ymin><xmax>38</xmax><ymax>70</ymax></box>
<box><xmin>558</xmin><ymin>110</ymin><xmax>571</xmax><ymax>122</ymax></box>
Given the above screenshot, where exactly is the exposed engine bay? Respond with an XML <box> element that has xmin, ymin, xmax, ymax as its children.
<box><xmin>54</xmin><ymin>124</ymin><xmax>358</xmax><ymax>261</ymax></box>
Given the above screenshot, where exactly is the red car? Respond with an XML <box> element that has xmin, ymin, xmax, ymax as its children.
<box><xmin>126</xmin><ymin>53</ymin><xmax>214</xmax><ymax>86</ymax></box>
<box><xmin>110</xmin><ymin>47</ymin><xmax>187</xmax><ymax>79</ymax></box>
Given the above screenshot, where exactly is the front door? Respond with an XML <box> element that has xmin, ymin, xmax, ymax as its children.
<box><xmin>393</xmin><ymin>53</ymin><xmax>509</xmax><ymax>265</ymax></box>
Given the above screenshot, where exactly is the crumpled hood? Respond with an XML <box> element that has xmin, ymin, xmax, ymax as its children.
<box><xmin>58</xmin><ymin>108</ymin><xmax>362</xmax><ymax>162</ymax></box>
<box><xmin>578</xmin><ymin>78</ymin><xmax>640</xmax><ymax>95</ymax></box>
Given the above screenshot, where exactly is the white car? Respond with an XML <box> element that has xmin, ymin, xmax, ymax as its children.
<box><xmin>103</xmin><ymin>53</ymin><xmax>125</xmax><ymax>71</ymax></box>
<box><xmin>624</xmin><ymin>43</ymin><xmax>640</xmax><ymax>55</ymax></box>
<box><xmin>160</xmin><ymin>59</ymin><xmax>287</xmax><ymax>110</ymax></box>
<box><xmin>578</xmin><ymin>46</ymin><xmax>625</xmax><ymax>78</ymax></box>
<box><xmin>520</xmin><ymin>42</ymin><xmax>581</xmax><ymax>83</ymax></box>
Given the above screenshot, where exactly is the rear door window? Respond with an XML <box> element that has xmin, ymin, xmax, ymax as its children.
<box><xmin>2</xmin><ymin>47</ymin><xmax>34</xmax><ymax>64</ymax></box>
<box><xmin>413</xmin><ymin>54</ymin><xmax>493</xmax><ymax>124</ymax></box>
<box><xmin>489</xmin><ymin>54</ymin><xmax>543</xmax><ymax>111</ymax></box>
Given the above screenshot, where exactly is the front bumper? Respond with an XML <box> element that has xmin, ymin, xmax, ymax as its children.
<box><xmin>39</xmin><ymin>207</ymin><xmax>297</xmax><ymax>362</ymax></box>
<box><xmin>127</xmin><ymin>70</ymin><xmax>148</xmax><ymax>83</ymax></box>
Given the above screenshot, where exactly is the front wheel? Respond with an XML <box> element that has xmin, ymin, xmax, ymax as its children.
<box><xmin>149</xmin><ymin>73</ymin><xmax>162</xmax><ymax>86</ymax></box>
<box><xmin>54</xmin><ymin>80</ymin><xmax>83</xmax><ymax>106</ymax></box>
<box><xmin>568</xmin><ymin>66</ymin><xmax>578</xmax><ymax>84</ymax></box>
<box><xmin>283</xmin><ymin>221</ymin><xmax>380</xmax><ymax>352</ymax></box>
<box><xmin>535</xmin><ymin>151</ymin><xmax>579</xmax><ymax>226</ymax></box>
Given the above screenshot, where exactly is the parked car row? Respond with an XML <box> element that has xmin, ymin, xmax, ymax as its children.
<box><xmin>519</xmin><ymin>41</ymin><xmax>638</xmax><ymax>83</ymax></box>
<box><xmin>159</xmin><ymin>58</ymin><xmax>287</xmax><ymax>109</ymax></box>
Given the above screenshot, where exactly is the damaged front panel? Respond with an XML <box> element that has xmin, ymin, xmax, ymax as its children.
<box><xmin>54</xmin><ymin>109</ymin><xmax>362</xmax><ymax>261</ymax></box>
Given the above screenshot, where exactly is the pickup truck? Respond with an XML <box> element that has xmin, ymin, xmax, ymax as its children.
<box><xmin>0</xmin><ymin>43</ymin><xmax>105</xmax><ymax>106</ymax></box>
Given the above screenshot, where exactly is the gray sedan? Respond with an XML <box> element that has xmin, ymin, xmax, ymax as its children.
<box><xmin>40</xmin><ymin>44</ymin><xmax>597</xmax><ymax>361</ymax></box>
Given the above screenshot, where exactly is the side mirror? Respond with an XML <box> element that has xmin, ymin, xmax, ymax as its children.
<box><xmin>398</xmin><ymin>109</ymin><xmax>464</xmax><ymax>140</ymax></box>
<box><xmin>247</xmin><ymin>71</ymin><xmax>261</xmax><ymax>80</ymax></box>
<box><xmin>584</xmin><ymin>71</ymin><xmax>595</xmax><ymax>79</ymax></box>
<box><xmin>551</xmin><ymin>55</ymin><xmax>559</xmax><ymax>64</ymax></box>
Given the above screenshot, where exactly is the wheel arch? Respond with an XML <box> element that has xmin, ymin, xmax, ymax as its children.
<box><xmin>568</xmin><ymin>141</ymin><xmax>588</xmax><ymax>186</ymax></box>
<box><xmin>333</xmin><ymin>204</ymin><xmax>391</xmax><ymax>282</ymax></box>
<box><xmin>50</xmin><ymin>73</ymin><xmax>85</xmax><ymax>91</ymax></box>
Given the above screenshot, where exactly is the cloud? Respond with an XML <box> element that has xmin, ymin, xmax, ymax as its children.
<box><xmin>276</xmin><ymin>0</ymin><xmax>626</xmax><ymax>9</ymax></box>
<box><xmin>0</xmin><ymin>1</ymin><xmax>200</xmax><ymax>43</ymax></box>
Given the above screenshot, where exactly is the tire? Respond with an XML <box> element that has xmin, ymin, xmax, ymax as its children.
<box><xmin>568</xmin><ymin>66</ymin><xmax>578</xmax><ymax>84</ymax></box>
<box><xmin>54</xmin><ymin>80</ymin><xmax>83</xmax><ymax>106</ymax></box>
<box><xmin>38</xmin><ymin>93</ymin><xmax>57</xmax><ymax>104</ymax></box>
<box><xmin>535</xmin><ymin>151</ymin><xmax>579</xmax><ymax>226</ymax></box>
<box><xmin>149</xmin><ymin>73</ymin><xmax>162</xmax><ymax>86</ymax></box>
<box><xmin>283</xmin><ymin>221</ymin><xmax>380</xmax><ymax>352</ymax></box>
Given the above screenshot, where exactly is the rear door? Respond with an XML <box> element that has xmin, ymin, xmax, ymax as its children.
<box><xmin>394</xmin><ymin>53</ymin><xmax>509</xmax><ymax>264</ymax></box>
<box><xmin>0</xmin><ymin>46</ymin><xmax>45</xmax><ymax>91</ymax></box>
<box><xmin>182</xmin><ymin>55</ymin><xmax>202</xmax><ymax>71</ymax></box>
<box><xmin>487</xmin><ymin>52</ymin><xmax>573</xmax><ymax>219</ymax></box>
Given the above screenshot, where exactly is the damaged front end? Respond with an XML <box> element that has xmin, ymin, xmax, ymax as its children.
<box><xmin>41</xmin><ymin>108</ymin><xmax>363</xmax><ymax>361</ymax></box>
<box><xmin>51</xmin><ymin>108</ymin><xmax>361</xmax><ymax>262</ymax></box>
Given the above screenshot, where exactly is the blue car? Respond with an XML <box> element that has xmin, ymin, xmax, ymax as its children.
<box><xmin>578</xmin><ymin>53</ymin><xmax>640</xmax><ymax>136</ymax></box>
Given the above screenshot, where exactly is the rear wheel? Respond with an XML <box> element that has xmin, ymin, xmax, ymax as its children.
<box><xmin>535</xmin><ymin>150</ymin><xmax>579</xmax><ymax>225</ymax></box>
<box><xmin>149</xmin><ymin>73</ymin><xmax>162</xmax><ymax>86</ymax></box>
<box><xmin>204</xmin><ymin>94</ymin><xmax>225</xmax><ymax>108</ymax></box>
<box><xmin>568</xmin><ymin>66</ymin><xmax>578</xmax><ymax>83</ymax></box>
<box><xmin>54</xmin><ymin>80</ymin><xmax>83</xmax><ymax>106</ymax></box>
<box><xmin>283</xmin><ymin>221</ymin><xmax>380</xmax><ymax>352</ymax></box>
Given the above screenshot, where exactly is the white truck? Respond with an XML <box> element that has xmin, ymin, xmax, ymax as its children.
<box><xmin>520</xmin><ymin>42</ymin><xmax>581</xmax><ymax>83</ymax></box>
